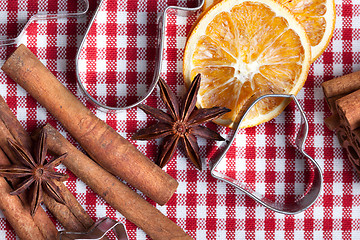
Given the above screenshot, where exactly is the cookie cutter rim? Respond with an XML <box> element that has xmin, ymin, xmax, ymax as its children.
<box><xmin>58</xmin><ymin>217</ymin><xmax>128</xmax><ymax>240</ymax></box>
<box><xmin>209</xmin><ymin>94</ymin><xmax>323</xmax><ymax>215</ymax></box>
<box><xmin>0</xmin><ymin>0</ymin><xmax>323</xmax><ymax>215</ymax></box>
<box><xmin>0</xmin><ymin>0</ymin><xmax>205</xmax><ymax>111</ymax></box>
<box><xmin>74</xmin><ymin>0</ymin><xmax>204</xmax><ymax>112</ymax></box>
<box><xmin>0</xmin><ymin>0</ymin><xmax>90</xmax><ymax>47</ymax></box>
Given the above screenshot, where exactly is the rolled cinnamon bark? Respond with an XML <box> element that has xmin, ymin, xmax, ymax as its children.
<box><xmin>0</xmin><ymin>95</ymin><xmax>93</xmax><ymax>236</ymax></box>
<box><xmin>0</xmin><ymin>148</ymin><xmax>9</xmax><ymax>166</ymax></box>
<box><xmin>349</xmin><ymin>157</ymin><xmax>360</xmax><ymax>176</ymax></box>
<box><xmin>0</xmin><ymin>117</ymin><xmax>58</xmax><ymax>240</ymax></box>
<box><xmin>0</xmin><ymin>97</ymin><xmax>30</xmax><ymax>149</ymax></box>
<box><xmin>336</xmin><ymin>89</ymin><xmax>360</xmax><ymax>130</ymax></box>
<box><xmin>324</xmin><ymin>114</ymin><xmax>340</xmax><ymax>131</ymax></box>
<box><xmin>343</xmin><ymin>139</ymin><xmax>360</xmax><ymax>168</ymax></box>
<box><xmin>2</xmin><ymin>44</ymin><xmax>178</xmax><ymax>205</ymax></box>
<box><xmin>348</xmin><ymin>128</ymin><xmax>360</xmax><ymax>150</ymax></box>
<box><xmin>42</xmin><ymin>193</ymin><xmax>86</xmax><ymax>232</ymax></box>
<box><xmin>336</xmin><ymin>127</ymin><xmax>360</xmax><ymax>167</ymax></box>
<box><xmin>321</xmin><ymin>73</ymin><xmax>360</xmax><ymax>175</ymax></box>
<box><xmin>325</xmin><ymin>94</ymin><xmax>345</xmax><ymax>114</ymax></box>
<box><xmin>38</xmin><ymin>123</ymin><xmax>192</xmax><ymax>240</ymax></box>
<box><xmin>0</xmin><ymin>177</ymin><xmax>45</xmax><ymax>240</ymax></box>
<box><xmin>42</xmin><ymin>180</ymin><xmax>94</xmax><ymax>232</ymax></box>
<box><xmin>335</xmin><ymin>126</ymin><xmax>348</xmax><ymax>146</ymax></box>
<box><xmin>344</xmin><ymin>127</ymin><xmax>360</xmax><ymax>164</ymax></box>
<box><xmin>47</xmin><ymin>180</ymin><xmax>94</xmax><ymax>230</ymax></box>
<box><xmin>322</xmin><ymin>71</ymin><xmax>360</xmax><ymax>98</ymax></box>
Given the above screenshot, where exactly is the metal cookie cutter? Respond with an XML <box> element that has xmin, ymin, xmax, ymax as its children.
<box><xmin>209</xmin><ymin>94</ymin><xmax>323</xmax><ymax>215</ymax></box>
<box><xmin>0</xmin><ymin>0</ymin><xmax>204</xmax><ymax>111</ymax></box>
<box><xmin>0</xmin><ymin>0</ymin><xmax>89</xmax><ymax>47</ymax></box>
<box><xmin>58</xmin><ymin>217</ymin><xmax>128</xmax><ymax>240</ymax></box>
<box><xmin>75</xmin><ymin>0</ymin><xmax>204</xmax><ymax>112</ymax></box>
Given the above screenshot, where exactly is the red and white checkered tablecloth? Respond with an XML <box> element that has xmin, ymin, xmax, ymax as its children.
<box><xmin>0</xmin><ymin>0</ymin><xmax>360</xmax><ymax>239</ymax></box>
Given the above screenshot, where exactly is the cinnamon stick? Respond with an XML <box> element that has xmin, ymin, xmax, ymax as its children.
<box><xmin>346</xmin><ymin>128</ymin><xmax>360</xmax><ymax>148</ymax></box>
<box><xmin>2</xmin><ymin>44</ymin><xmax>178</xmax><ymax>205</ymax></box>
<box><xmin>0</xmin><ymin>97</ymin><xmax>31</xmax><ymax>149</ymax></box>
<box><xmin>349</xmin><ymin>157</ymin><xmax>360</xmax><ymax>176</ymax></box>
<box><xmin>335</xmin><ymin>126</ymin><xmax>348</xmax><ymax>146</ymax></box>
<box><xmin>325</xmin><ymin>94</ymin><xmax>345</xmax><ymax>114</ymax></box>
<box><xmin>38</xmin><ymin>123</ymin><xmax>192</xmax><ymax>240</ymax></box>
<box><xmin>42</xmin><ymin>180</ymin><xmax>94</xmax><ymax>232</ymax></box>
<box><xmin>322</xmin><ymin>71</ymin><xmax>360</xmax><ymax>98</ymax></box>
<box><xmin>343</xmin><ymin>139</ymin><xmax>360</xmax><ymax>168</ymax></box>
<box><xmin>344</xmin><ymin>127</ymin><xmax>360</xmax><ymax>164</ymax></box>
<box><xmin>0</xmin><ymin>179</ymin><xmax>46</xmax><ymax>240</ymax></box>
<box><xmin>336</xmin><ymin>89</ymin><xmax>360</xmax><ymax>130</ymax></box>
<box><xmin>0</xmin><ymin>119</ymin><xmax>58</xmax><ymax>240</ymax></box>
<box><xmin>322</xmin><ymin>72</ymin><xmax>360</xmax><ymax>175</ymax></box>
<box><xmin>55</xmin><ymin>181</ymin><xmax>94</xmax><ymax>230</ymax></box>
<box><xmin>336</xmin><ymin>127</ymin><xmax>360</xmax><ymax>167</ymax></box>
<box><xmin>324</xmin><ymin>114</ymin><xmax>340</xmax><ymax>131</ymax></box>
<box><xmin>0</xmin><ymin>95</ymin><xmax>93</xmax><ymax>236</ymax></box>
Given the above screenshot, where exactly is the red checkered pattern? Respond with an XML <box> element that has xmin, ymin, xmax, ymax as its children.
<box><xmin>0</xmin><ymin>0</ymin><xmax>360</xmax><ymax>239</ymax></box>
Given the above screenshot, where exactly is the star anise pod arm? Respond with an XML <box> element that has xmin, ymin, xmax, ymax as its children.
<box><xmin>157</xmin><ymin>135</ymin><xmax>180</xmax><ymax>168</ymax></box>
<box><xmin>0</xmin><ymin>166</ymin><xmax>33</xmax><ymax>178</ymax></box>
<box><xmin>158</xmin><ymin>77</ymin><xmax>180</xmax><ymax>121</ymax></box>
<box><xmin>35</xmin><ymin>129</ymin><xmax>48</xmax><ymax>166</ymax></box>
<box><xmin>43</xmin><ymin>178</ymin><xmax>66</xmax><ymax>205</ymax></box>
<box><xmin>188</xmin><ymin>107</ymin><xmax>231</xmax><ymax>126</ymax></box>
<box><xmin>31</xmin><ymin>180</ymin><xmax>42</xmax><ymax>216</ymax></box>
<box><xmin>190</xmin><ymin>125</ymin><xmax>225</xmax><ymax>141</ymax></box>
<box><xmin>132</xmin><ymin>122</ymin><xmax>173</xmax><ymax>140</ymax></box>
<box><xmin>10</xmin><ymin>176</ymin><xmax>36</xmax><ymax>196</ymax></box>
<box><xmin>46</xmin><ymin>152</ymin><xmax>68</xmax><ymax>170</ymax></box>
<box><xmin>181</xmin><ymin>74</ymin><xmax>201</xmax><ymax>122</ymax></box>
<box><xmin>182</xmin><ymin>133</ymin><xmax>201</xmax><ymax>170</ymax></box>
<box><xmin>7</xmin><ymin>139</ymin><xmax>37</xmax><ymax>169</ymax></box>
<box><xmin>137</xmin><ymin>104</ymin><xmax>173</xmax><ymax>124</ymax></box>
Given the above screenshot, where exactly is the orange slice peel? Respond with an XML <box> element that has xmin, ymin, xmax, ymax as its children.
<box><xmin>183</xmin><ymin>0</ymin><xmax>311</xmax><ymax>128</ymax></box>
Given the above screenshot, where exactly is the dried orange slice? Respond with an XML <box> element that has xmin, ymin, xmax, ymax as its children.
<box><xmin>183</xmin><ymin>0</ymin><xmax>311</xmax><ymax>128</ymax></box>
<box><xmin>203</xmin><ymin>0</ymin><xmax>335</xmax><ymax>62</ymax></box>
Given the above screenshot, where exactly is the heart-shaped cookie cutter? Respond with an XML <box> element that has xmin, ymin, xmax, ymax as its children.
<box><xmin>209</xmin><ymin>94</ymin><xmax>323</xmax><ymax>215</ymax></box>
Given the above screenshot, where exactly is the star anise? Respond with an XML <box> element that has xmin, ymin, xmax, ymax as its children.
<box><xmin>0</xmin><ymin>129</ymin><xmax>68</xmax><ymax>216</ymax></box>
<box><xmin>132</xmin><ymin>74</ymin><xmax>230</xmax><ymax>170</ymax></box>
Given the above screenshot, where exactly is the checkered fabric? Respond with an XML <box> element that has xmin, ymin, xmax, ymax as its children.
<box><xmin>0</xmin><ymin>0</ymin><xmax>359</xmax><ymax>239</ymax></box>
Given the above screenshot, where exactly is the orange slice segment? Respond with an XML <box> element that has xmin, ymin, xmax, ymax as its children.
<box><xmin>203</xmin><ymin>0</ymin><xmax>335</xmax><ymax>62</ymax></box>
<box><xmin>183</xmin><ymin>0</ymin><xmax>311</xmax><ymax>128</ymax></box>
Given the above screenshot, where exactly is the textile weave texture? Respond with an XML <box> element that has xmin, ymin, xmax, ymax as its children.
<box><xmin>0</xmin><ymin>0</ymin><xmax>359</xmax><ymax>239</ymax></box>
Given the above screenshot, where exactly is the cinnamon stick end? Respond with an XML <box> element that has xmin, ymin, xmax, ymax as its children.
<box><xmin>325</xmin><ymin>114</ymin><xmax>340</xmax><ymax>131</ymax></box>
<box><xmin>1</xmin><ymin>44</ymin><xmax>27</xmax><ymax>71</ymax></box>
<box><xmin>336</xmin><ymin>128</ymin><xmax>347</xmax><ymax>146</ymax></box>
<box><xmin>321</xmin><ymin>82</ymin><xmax>331</xmax><ymax>99</ymax></box>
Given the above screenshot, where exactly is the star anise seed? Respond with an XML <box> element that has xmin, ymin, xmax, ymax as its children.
<box><xmin>132</xmin><ymin>74</ymin><xmax>230</xmax><ymax>170</ymax></box>
<box><xmin>0</xmin><ymin>129</ymin><xmax>68</xmax><ymax>216</ymax></box>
